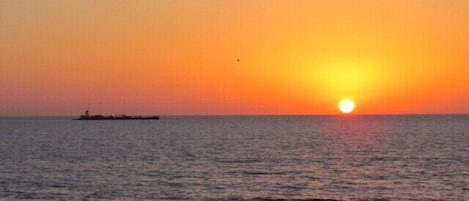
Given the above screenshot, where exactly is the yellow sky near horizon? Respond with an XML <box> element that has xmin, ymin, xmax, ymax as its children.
<box><xmin>1</xmin><ymin>0</ymin><xmax>468</xmax><ymax>115</ymax></box>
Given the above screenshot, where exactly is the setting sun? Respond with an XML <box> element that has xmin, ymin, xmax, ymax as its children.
<box><xmin>339</xmin><ymin>99</ymin><xmax>355</xmax><ymax>113</ymax></box>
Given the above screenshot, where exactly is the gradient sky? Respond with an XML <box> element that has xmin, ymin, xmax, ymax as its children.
<box><xmin>1</xmin><ymin>0</ymin><xmax>468</xmax><ymax>116</ymax></box>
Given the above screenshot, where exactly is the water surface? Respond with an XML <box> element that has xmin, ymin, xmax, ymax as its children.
<box><xmin>0</xmin><ymin>115</ymin><xmax>467</xmax><ymax>200</ymax></box>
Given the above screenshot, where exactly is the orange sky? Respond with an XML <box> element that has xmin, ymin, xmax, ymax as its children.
<box><xmin>1</xmin><ymin>0</ymin><xmax>468</xmax><ymax>115</ymax></box>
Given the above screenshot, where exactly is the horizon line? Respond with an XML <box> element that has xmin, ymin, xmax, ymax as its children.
<box><xmin>1</xmin><ymin>113</ymin><xmax>469</xmax><ymax>118</ymax></box>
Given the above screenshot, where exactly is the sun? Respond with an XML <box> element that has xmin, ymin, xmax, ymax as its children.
<box><xmin>339</xmin><ymin>99</ymin><xmax>355</xmax><ymax>113</ymax></box>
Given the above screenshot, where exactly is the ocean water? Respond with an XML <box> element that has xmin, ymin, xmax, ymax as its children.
<box><xmin>0</xmin><ymin>115</ymin><xmax>467</xmax><ymax>201</ymax></box>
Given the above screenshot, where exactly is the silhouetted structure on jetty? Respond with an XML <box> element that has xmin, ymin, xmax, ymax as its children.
<box><xmin>74</xmin><ymin>110</ymin><xmax>159</xmax><ymax>120</ymax></box>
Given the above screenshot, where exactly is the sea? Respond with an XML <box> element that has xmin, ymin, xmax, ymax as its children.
<box><xmin>0</xmin><ymin>115</ymin><xmax>467</xmax><ymax>201</ymax></box>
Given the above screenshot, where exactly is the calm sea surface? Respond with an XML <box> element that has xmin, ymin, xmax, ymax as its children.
<box><xmin>0</xmin><ymin>115</ymin><xmax>467</xmax><ymax>201</ymax></box>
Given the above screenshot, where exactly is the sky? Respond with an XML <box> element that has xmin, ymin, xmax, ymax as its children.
<box><xmin>1</xmin><ymin>0</ymin><xmax>468</xmax><ymax>116</ymax></box>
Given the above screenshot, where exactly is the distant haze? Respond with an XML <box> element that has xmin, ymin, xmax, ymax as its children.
<box><xmin>1</xmin><ymin>0</ymin><xmax>468</xmax><ymax>116</ymax></box>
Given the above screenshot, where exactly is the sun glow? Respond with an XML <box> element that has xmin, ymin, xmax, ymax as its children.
<box><xmin>339</xmin><ymin>99</ymin><xmax>355</xmax><ymax>113</ymax></box>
